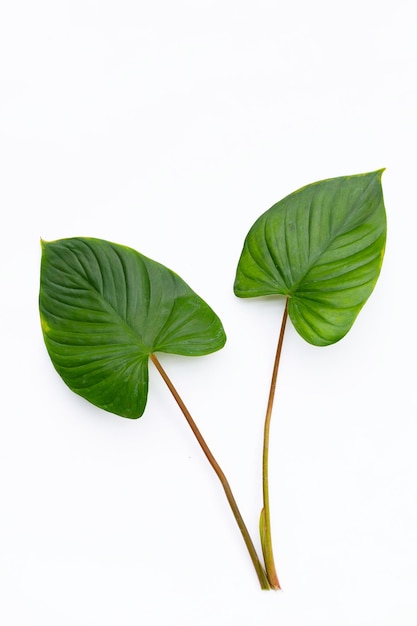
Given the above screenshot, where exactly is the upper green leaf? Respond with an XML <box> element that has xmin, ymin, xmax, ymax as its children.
<box><xmin>234</xmin><ymin>170</ymin><xmax>387</xmax><ymax>346</ymax></box>
<box><xmin>40</xmin><ymin>237</ymin><xmax>226</xmax><ymax>418</ymax></box>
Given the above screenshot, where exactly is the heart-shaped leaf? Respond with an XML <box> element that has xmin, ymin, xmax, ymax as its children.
<box><xmin>234</xmin><ymin>170</ymin><xmax>387</xmax><ymax>346</ymax></box>
<box><xmin>40</xmin><ymin>237</ymin><xmax>226</xmax><ymax>418</ymax></box>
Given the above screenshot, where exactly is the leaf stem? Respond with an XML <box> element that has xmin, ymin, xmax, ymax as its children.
<box><xmin>150</xmin><ymin>353</ymin><xmax>271</xmax><ymax>590</ymax></box>
<box><xmin>261</xmin><ymin>298</ymin><xmax>289</xmax><ymax>590</ymax></box>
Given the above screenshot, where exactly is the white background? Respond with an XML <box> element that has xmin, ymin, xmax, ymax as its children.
<box><xmin>1</xmin><ymin>1</ymin><xmax>416</xmax><ymax>624</ymax></box>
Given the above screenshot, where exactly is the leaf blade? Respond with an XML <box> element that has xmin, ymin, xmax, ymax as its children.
<box><xmin>234</xmin><ymin>170</ymin><xmax>386</xmax><ymax>345</ymax></box>
<box><xmin>40</xmin><ymin>237</ymin><xmax>226</xmax><ymax>417</ymax></box>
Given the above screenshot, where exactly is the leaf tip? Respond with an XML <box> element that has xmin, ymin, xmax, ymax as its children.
<box><xmin>40</xmin><ymin>238</ymin><xmax>53</xmax><ymax>254</ymax></box>
<box><xmin>366</xmin><ymin>167</ymin><xmax>385</xmax><ymax>184</ymax></box>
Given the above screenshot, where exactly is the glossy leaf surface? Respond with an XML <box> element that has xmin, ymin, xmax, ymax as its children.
<box><xmin>234</xmin><ymin>170</ymin><xmax>387</xmax><ymax>346</ymax></box>
<box><xmin>40</xmin><ymin>237</ymin><xmax>226</xmax><ymax>418</ymax></box>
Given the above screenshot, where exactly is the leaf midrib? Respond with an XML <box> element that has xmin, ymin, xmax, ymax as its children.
<box><xmin>48</xmin><ymin>243</ymin><xmax>153</xmax><ymax>356</ymax></box>
<box><xmin>287</xmin><ymin>174</ymin><xmax>381</xmax><ymax>297</ymax></box>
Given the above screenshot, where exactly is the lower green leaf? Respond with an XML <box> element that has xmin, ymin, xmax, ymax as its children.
<box><xmin>39</xmin><ymin>237</ymin><xmax>226</xmax><ymax>418</ymax></box>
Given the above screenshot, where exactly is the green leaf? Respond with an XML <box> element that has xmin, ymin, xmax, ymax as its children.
<box><xmin>234</xmin><ymin>170</ymin><xmax>387</xmax><ymax>346</ymax></box>
<box><xmin>40</xmin><ymin>237</ymin><xmax>226</xmax><ymax>418</ymax></box>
